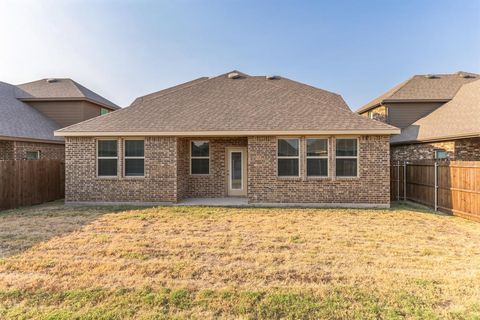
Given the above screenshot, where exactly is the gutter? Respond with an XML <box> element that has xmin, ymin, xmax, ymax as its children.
<box><xmin>55</xmin><ymin>129</ymin><xmax>401</xmax><ymax>137</ymax></box>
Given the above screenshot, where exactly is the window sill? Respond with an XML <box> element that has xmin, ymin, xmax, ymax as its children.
<box><xmin>277</xmin><ymin>176</ymin><xmax>302</xmax><ymax>181</ymax></box>
<box><xmin>190</xmin><ymin>174</ymin><xmax>212</xmax><ymax>177</ymax></box>
<box><xmin>96</xmin><ymin>176</ymin><xmax>120</xmax><ymax>180</ymax></box>
<box><xmin>306</xmin><ymin>176</ymin><xmax>331</xmax><ymax>180</ymax></box>
<box><xmin>336</xmin><ymin>176</ymin><xmax>360</xmax><ymax>180</ymax></box>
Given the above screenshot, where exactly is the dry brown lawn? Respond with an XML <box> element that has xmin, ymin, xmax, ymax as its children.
<box><xmin>0</xmin><ymin>201</ymin><xmax>479</xmax><ymax>319</ymax></box>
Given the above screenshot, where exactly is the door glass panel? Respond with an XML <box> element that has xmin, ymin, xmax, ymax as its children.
<box><xmin>231</xmin><ymin>152</ymin><xmax>242</xmax><ymax>190</ymax></box>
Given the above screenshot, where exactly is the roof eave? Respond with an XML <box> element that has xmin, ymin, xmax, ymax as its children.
<box><xmin>0</xmin><ymin>135</ymin><xmax>64</xmax><ymax>144</ymax></box>
<box><xmin>18</xmin><ymin>97</ymin><xmax>120</xmax><ymax>110</ymax></box>
<box><xmin>55</xmin><ymin>129</ymin><xmax>401</xmax><ymax>137</ymax></box>
<box><xmin>391</xmin><ymin>133</ymin><xmax>480</xmax><ymax>145</ymax></box>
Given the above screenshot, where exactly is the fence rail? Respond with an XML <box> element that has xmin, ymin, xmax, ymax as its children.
<box><xmin>0</xmin><ymin>160</ymin><xmax>64</xmax><ymax>210</ymax></box>
<box><xmin>391</xmin><ymin>160</ymin><xmax>480</xmax><ymax>222</ymax></box>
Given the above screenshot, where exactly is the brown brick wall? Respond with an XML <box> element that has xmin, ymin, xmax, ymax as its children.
<box><xmin>0</xmin><ymin>140</ymin><xmax>64</xmax><ymax>160</ymax></box>
<box><xmin>247</xmin><ymin>135</ymin><xmax>391</xmax><ymax>205</ymax></box>
<box><xmin>65</xmin><ymin>136</ymin><xmax>177</xmax><ymax>203</ymax></box>
<box><xmin>13</xmin><ymin>141</ymin><xmax>64</xmax><ymax>160</ymax></box>
<box><xmin>0</xmin><ymin>141</ymin><xmax>14</xmax><ymax>160</ymax></box>
<box><xmin>391</xmin><ymin>138</ymin><xmax>480</xmax><ymax>161</ymax></box>
<box><xmin>361</xmin><ymin>105</ymin><xmax>388</xmax><ymax>123</ymax></box>
<box><xmin>65</xmin><ymin>135</ymin><xmax>391</xmax><ymax>205</ymax></box>
<box><xmin>177</xmin><ymin>137</ymin><xmax>248</xmax><ymax>198</ymax></box>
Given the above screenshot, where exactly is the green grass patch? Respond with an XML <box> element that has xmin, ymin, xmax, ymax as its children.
<box><xmin>1</xmin><ymin>284</ymin><xmax>478</xmax><ymax>320</ymax></box>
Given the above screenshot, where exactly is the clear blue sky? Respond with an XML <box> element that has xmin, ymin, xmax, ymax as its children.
<box><xmin>1</xmin><ymin>0</ymin><xmax>479</xmax><ymax>110</ymax></box>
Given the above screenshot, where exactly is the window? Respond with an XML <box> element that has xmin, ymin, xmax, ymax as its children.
<box><xmin>336</xmin><ymin>138</ymin><xmax>358</xmax><ymax>177</ymax></box>
<box><xmin>124</xmin><ymin>140</ymin><xmax>145</xmax><ymax>177</ymax></box>
<box><xmin>101</xmin><ymin>108</ymin><xmax>109</xmax><ymax>115</ymax></box>
<box><xmin>434</xmin><ymin>149</ymin><xmax>447</xmax><ymax>160</ymax></box>
<box><xmin>367</xmin><ymin>111</ymin><xmax>373</xmax><ymax>119</ymax></box>
<box><xmin>26</xmin><ymin>151</ymin><xmax>40</xmax><ymax>160</ymax></box>
<box><xmin>306</xmin><ymin>138</ymin><xmax>328</xmax><ymax>177</ymax></box>
<box><xmin>191</xmin><ymin>141</ymin><xmax>209</xmax><ymax>174</ymax></box>
<box><xmin>97</xmin><ymin>140</ymin><xmax>118</xmax><ymax>177</ymax></box>
<box><xmin>277</xmin><ymin>138</ymin><xmax>299</xmax><ymax>176</ymax></box>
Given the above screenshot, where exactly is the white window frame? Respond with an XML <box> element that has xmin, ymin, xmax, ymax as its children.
<box><xmin>335</xmin><ymin>137</ymin><xmax>359</xmax><ymax>178</ymax></box>
<box><xmin>306</xmin><ymin>138</ymin><xmax>329</xmax><ymax>177</ymax></box>
<box><xmin>434</xmin><ymin>149</ymin><xmax>447</xmax><ymax>160</ymax></box>
<box><xmin>26</xmin><ymin>151</ymin><xmax>40</xmax><ymax>160</ymax></box>
<box><xmin>277</xmin><ymin>137</ymin><xmax>301</xmax><ymax>177</ymax></box>
<box><xmin>190</xmin><ymin>140</ymin><xmax>210</xmax><ymax>175</ymax></box>
<box><xmin>97</xmin><ymin>138</ymin><xmax>118</xmax><ymax>178</ymax></box>
<box><xmin>123</xmin><ymin>139</ymin><xmax>145</xmax><ymax>178</ymax></box>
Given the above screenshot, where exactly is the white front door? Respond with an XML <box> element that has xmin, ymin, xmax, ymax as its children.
<box><xmin>227</xmin><ymin>148</ymin><xmax>247</xmax><ymax>196</ymax></box>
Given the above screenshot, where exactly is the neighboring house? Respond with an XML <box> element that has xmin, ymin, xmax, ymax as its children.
<box><xmin>357</xmin><ymin>71</ymin><xmax>479</xmax><ymax>161</ymax></box>
<box><xmin>0</xmin><ymin>78</ymin><xmax>119</xmax><ymax>160</ymax></box>
<box><xmin>55</xmin><ymin>71</ymin><xmax>399</xmax><ymax>207</ymax></box>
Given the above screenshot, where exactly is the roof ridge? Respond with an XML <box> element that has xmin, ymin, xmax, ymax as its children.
<box><xmin>131</xmin><ymin>70</ymin><xmax>250</xmax><ymax>106</ymax></box>
<box><xmin>133</xmin><ymin>77</ymin><xmax>210</xmax><ymax>106</ymax></box>
<box><xmin>263</xmin><ymin>77</ymin><xmax>355</xmax><ymax>115</ymax></box>
<box><xmin>356</xmin><ymin>76</ymin><xmax>414</xmax><ymax>113</ymax></box>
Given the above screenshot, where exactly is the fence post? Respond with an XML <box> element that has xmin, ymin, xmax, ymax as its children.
<box><xmin>403</xmin><ymin>161</ymin><xmax>407</xmax><ymax>201</ymax></box>
<box><xmin>434</xmin><ymin>161</ymin><xmax>438</xmax><ymax>211</ymax></box>
<box><xmin>397</xmin><ymin>161</ymin><xmax>400</xmax><ymax>201</ymax></box>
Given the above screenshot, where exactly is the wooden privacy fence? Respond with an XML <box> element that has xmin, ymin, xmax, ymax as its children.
<box><xmin>0</xmin><ymin>160</ymin><xmax>65</xmax><ymax>210</ymax></box>
<box><xmin>391</xmin><ymin>160</ymin><xmax>480</xmax><ymax>222</ymax></box>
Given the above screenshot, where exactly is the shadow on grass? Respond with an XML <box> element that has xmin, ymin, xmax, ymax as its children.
<box><xmin>390</xmin><ymin>200</ymin><xmax>449</xmax><ymax>216</ymax></box>
<box><xmin>0</xmin><ymin>200</ymin><xmax>142</xmax><ymax>258</ymax></box>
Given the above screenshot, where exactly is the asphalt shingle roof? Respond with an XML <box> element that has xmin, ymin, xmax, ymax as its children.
<box><xmin>0</xmin><ymin>81</ymin><xmax>63</xmax><ymax>142</ymax></box>
<box><xmin>16</xmin><ymin>78</ymin><xmax>119</xmax><ymax>110</ymax></box>
<box><xmin>391</xmin><ymin>79</ymin><xmax>480</xmax><ymax>144</ymax></box>
<box><xmin>357</xmin><ymin>72</ymin><xmax>479</xmax><ymax>113</ymax></box>
<box><xmin>57</xmin><ymin>71</ymin><xmax>398</xmax><ymax>135</ymax></box>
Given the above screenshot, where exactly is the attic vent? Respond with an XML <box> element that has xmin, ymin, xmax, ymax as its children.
<box><xmin>266</xmin><ymin>75</ymin><xmax>280</xmax><ymax>80</ymax></box>
<box><xmin>460</xmin><ymin>73</ymin><xmax>476</xmax><ymax>79</ymax></box>
<box><xmin>425</xmin><ymin>74</ymin><xmax>439</xmax><ymax>79</ymax></box>
<box><xmin>46</xmin><ymin>78</ymin><xmax>58</xmax><ymax>83</ymax></box>
<box><xmin>228</xmin><ymin>72</ymin><xmax>240</xmax><ymax>79</ymax></box>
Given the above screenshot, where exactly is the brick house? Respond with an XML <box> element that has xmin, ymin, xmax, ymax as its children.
<box><xmin>357</xmin><ymin>71</ymin><xmax>480</xmax><ymax>161</ymax></box>
<box><xmin>56</xmin><ymin>71</ymin><xmax>399</xmax><ymax>207</ymax></box>
<box><xmin>0</xmin><ymin>79</ymin><xmax>119</xmax><ymax>160</ymax></box>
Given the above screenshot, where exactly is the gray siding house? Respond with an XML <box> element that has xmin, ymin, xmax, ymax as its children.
<box><xmin>357</xmin><ymin>72</ymin><xmax>480</xmax><ymax>161</ymax></box>
<box><xmin>0</xmin><ymin>79</ymin><xmax>119</xmax><ymax>160</ymax></box>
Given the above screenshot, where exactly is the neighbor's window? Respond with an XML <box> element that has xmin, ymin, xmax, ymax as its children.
<box><xmin>434</xmin><ymin>149</ymin><xmax>447</xmax><ymax>160</ymax></box>
<box><xmin>191</xmin><ymin>141</ymin><xmax>209</xmax><ymax>174</ymax></box>
<box><xmin>306</xmin><ymin>138</ymin><xmax>328</xmax><ymax>177</ymax></box>
<box><xmin>124</xmin><ymin>140</ymin><xmax>145</xmax><ymax>177</ymax></box>
<box><xmin>26</xmin><ymin>151</ymin><xmax>40</xmax><ymax>160</ymax></box>
<box><xmin>336</xmin><ymin>138</ymin><xmax>358</xmax><ymax>177</ymax></box>
<box><xmin>97</xmin><ymin>140</ymin><xmax>118</xmax><ymax>176</ymax></box>
<box><xmin>277</xmin><ymin>138</ymin><xmax>299</xmax><ymax>176</ymax></box>
<box><xmin>101</xmin><ymin>108</ymin><xmax>109</xmax><ymax>115</ymax></box>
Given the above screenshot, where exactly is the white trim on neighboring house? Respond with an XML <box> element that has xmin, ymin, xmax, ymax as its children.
<box><xmin>0</xmin><ymin>135</ymin><xmax>64</xmax><ymax>144</ymax></box>
<box><xmin>190</xmin><ymin>140</ymin><xmax>210</xmax><ymax>175</ymax></box>
<box><xmin>55</xmin><ymin>129</ymin><xmax>400</xmax><ymax>137</ymax></box>
<box><xmin>96</xmin><ymin>138</ymin><xmax>119</xmax><ymax>178</ymax></box>
<box><xmin>276</xmin><ymin>137</ymin><xmax>301</xmax><ymax>178</ymax></box>
<box><xmin>335</xmin><ymin>137</ymin><xmax>360</xmax><ymax>178</ymax></box>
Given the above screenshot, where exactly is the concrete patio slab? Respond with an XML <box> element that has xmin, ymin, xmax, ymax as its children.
<box><xmin>177</xmin><ymin>197</ymin><xmax>249</xmax><ymax>207</ymax></box>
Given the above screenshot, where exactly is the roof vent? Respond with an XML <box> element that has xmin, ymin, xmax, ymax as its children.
<box><xmin>266</xmin><ymin>75</ymin><xmax>280</xmax><ymax>80</ymax></box>
<box><xmin>227</xmin><ymin>72</ymin><xmax>241</xmax><ymax>79</ymax></box>
<box><xmin>46</xmin><ymin>78</ymin><xmax>58</xmax><ymax>83</ymax></box>
<box><xmin>425</xmin><ymin>74</ymin><xmax>439</xmax><ymax>79</ymax></box>
<box><xmin>460</xmin><ymin>73</ymin><xmax>476</xmax><ymax>79</ymax></box>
